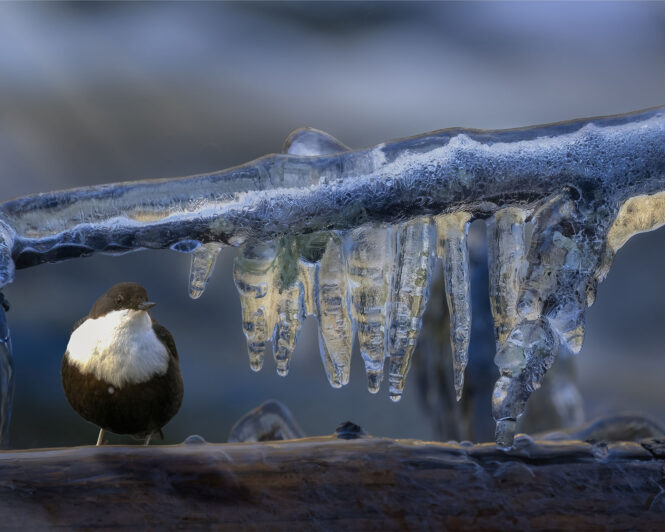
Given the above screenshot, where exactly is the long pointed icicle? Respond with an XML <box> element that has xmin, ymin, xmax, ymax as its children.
<box><xmin>188</xmin><ymin>242</ymin><xmax>224</xmax><ymax>299</ymax></box>
<box><xmin>486</xmin><ymin>208</ymin><xmax>528</xmax><ymax>348</ymax></box>
<box><xmin>345</xmin><ymin>224</ymin><xmax>395</xmax><ymax>393</ymax></box>
<box><xmin>434</xmin><ymin>212</ymin><xmax>472</xmax><ymax>401</ymax></box>
<box><xmin>261</xmin><ymin>126</ymin><xmax>349</xmax><ymax>377</ymax></box>
<box><xmin>491</xmin><ymin>193</ymin><xmax>608</xmax><ymax>447</ymax></box>
<box><xmin>317</xmin><ymin>234</ymin><xmax>354</xmax><ymax>388</ymax></box>
<box><xmin>284</xmin><ymin>128</ymin><xmax>352</xmax><ymax>385</ymax></box>
<box><xmin>387</xmin><ymin>218</ymin><xmax>435</xmax><ymax>401</ymax></box>
<box><xmin>233</xmin><ymin>240</ymin><xmax>278</xmax><ymax>372</ymax></box>
<box><xmin>272</xmin><ymin>280</ymin><xmax>304</xmax><ymax>376</ymax></box>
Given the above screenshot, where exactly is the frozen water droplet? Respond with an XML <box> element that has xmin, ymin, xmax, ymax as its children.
<box><xmin>389</xmin><ymin>393</ymin><xmax>402</xmax><ymax>402</ymax></box>
<box><xmin>344</xmin><ymin>224</ymin><xmax>395</xmax><ymax>393</ymax></box>
<box><xmin>188</xmin><ymin>242</ymin><xmax>223</xmax><ymax>299</ymax></box>
<box><xmin>366</xmin><ymin>371</ymin><xmax>382</xmax><ymax>394</ymax></box>
<box><xmin>283</xmin><ymin>127</ymin><xmax>350</xmax><ymax>156</ymax></box>
<box><xmin>249</xmin><ymin>356</ymin><xmax>263</xmax><ymax>372</ymax></box>
<box><xmin>388</xmin><ymin>218</ymin><xmax>435</xmax><ymax>401</ymax></box>
<box><xmin>183</xmin><ymin>434</ymin><xmax>207</xmax><ymax>445</ymax></box>
<box><xmin>434</xmin><ymin>212</ymin><xmax>472</xmax><ymax>400</ymax></box>
<box><xmin>228</xmin><ymin>400</ymin><xmax>305</xmax><ymax>442</ymax></box>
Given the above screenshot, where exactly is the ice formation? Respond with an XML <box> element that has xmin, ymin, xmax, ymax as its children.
<box><xmin>0</xmin><ymin>107</ymin><xmax>664</xmax><ymax>446</ymax></box>
<box><xmin>227</xmin><ymin>399</ymin><xmax>305</xmax><ymax>443</ymax></box>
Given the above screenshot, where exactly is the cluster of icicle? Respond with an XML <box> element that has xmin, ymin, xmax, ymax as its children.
<box><xmin>1</xmin><ymin>107</ymin><xmax>664</xmax><ymax>447</ymax></box>
<box><xmin>219</xmin><ymin>129</ymin><xmax>469</xmax><ymax>403</ymax></box>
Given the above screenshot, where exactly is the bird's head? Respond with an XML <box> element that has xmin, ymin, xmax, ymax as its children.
<box><xmin>88</xmin><ymin>282</ymin><xmax>156</xmax><ymax>319</ymax></box>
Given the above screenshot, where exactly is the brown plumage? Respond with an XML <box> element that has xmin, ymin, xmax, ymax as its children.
<box><xmin>61</xmin><ymin>283</ymin><xmax>183</xmax><ymax>445</ymax></box>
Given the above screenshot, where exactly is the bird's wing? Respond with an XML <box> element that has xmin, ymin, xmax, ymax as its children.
<box><xmin>152</xmin><ymin>322</ymin><xmax>179</xmax><ymax>361</ymax></box>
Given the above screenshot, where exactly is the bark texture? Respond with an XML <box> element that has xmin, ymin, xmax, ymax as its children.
<box><xmin>0</xmin><ymin>436</ymin><xmax>663</xmax><ymax>529</ymax></box>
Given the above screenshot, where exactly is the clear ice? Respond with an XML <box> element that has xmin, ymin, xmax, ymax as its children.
<box><xmin>387</xmin><ymin>219</ymin><xmax>435</xmax><ymax>401</ymax></box>
<box><xmin>227</xmin><ymin>399</ymin><xmax>305</xmax><ymax>442</ymax></box>
<box><xmin>0</xmin><ymin>108</ymin><xmax>664</xmax><ymax>446</ymax></box>
<box><xmin>434</xmin><ymin>212</ymin><xmax>472</xmax><ymax>400</ymax></box>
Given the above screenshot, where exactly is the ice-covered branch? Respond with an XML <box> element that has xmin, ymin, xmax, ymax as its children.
<box><xmin>2</xmin><ymin>107</ymin><xmax>663</xmax><ymax>276</ymax></box>
<box><xmin>1</xmin><ymin>106</ymin><xmax>664</xmax><ymax>447</ymax></box>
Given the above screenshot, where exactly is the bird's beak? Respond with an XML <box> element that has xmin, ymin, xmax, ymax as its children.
<box><xmin>139</xmin><ymin>301</ymin><xmax>157</xmax><ymax>311</ymax></box>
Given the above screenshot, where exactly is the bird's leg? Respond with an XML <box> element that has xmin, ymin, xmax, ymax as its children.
<box><xmin>96</xmin><ymin>428</ymin><xmax>104</xmax><ymax>446</ymax></box>
<box><xmin>144</xmin><ymin>433</ymin><xmax>152</xmax><ymax>446</ymax></box>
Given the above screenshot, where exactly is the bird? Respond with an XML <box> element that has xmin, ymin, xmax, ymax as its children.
<box><xmin>61</xmin><ymin>282</ymin><xmax>183</xmax><ymax>446</ymax></box>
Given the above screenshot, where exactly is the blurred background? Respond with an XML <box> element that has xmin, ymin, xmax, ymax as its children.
<box><xmin>0</xmin><ymin>1</ymin><xmax>664</xmax><ymax>448</ymax></box>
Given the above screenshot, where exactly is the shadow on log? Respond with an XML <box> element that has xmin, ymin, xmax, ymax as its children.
<box><xmin>0</xmin><ymin>436</ymin><xmax>664</xmax><ymax>529</ymax></box>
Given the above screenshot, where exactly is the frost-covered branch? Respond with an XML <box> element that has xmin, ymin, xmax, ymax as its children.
<box><xmin>1</xmin><ymin>106</ymin><xmax>664</xmax><ymax>447</ymax></box>
<box><xmin>1</xmin><ymin>107</ymin><xmax>663</xmax><ymax>278</ymax></box>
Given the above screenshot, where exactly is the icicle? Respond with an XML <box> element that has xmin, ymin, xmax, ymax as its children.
<box><xmin>284</xmin><ymin>128</ymin><xmax>353</xmax><ymax>386</ymax></box>
<box><xmin>295</xmin><ymin>232</ymin><xmax>331</xmax><ymax>317</ymax></box>
<box><xmin>233</xmin><ymin>122</ymin><xmax>349</xmax><ymax>377</ymax></box>
<box><xmin>491</xmin><ymin>192</ymin><xmax>611</xmax><ymax>447</ymax></box>
<box><xmin>492</xmin><ymin>317</ymin><xmax>558</xmax><ymax>448</ymax></box>
<box><xmin>233</xmin><ymin>240</ymin><xmax>278</xmax><ymax>372</ymax></box>
<box><xmin>270</xmin><ymin>237</ymin><xmax>305</xmax><ymax>376</ymax></box>
<box><xmin>188</xmin><ymin>242</ymin><xmax>224</xmax><ymax>299</ymax></box>
<box><xmin>317</xmin><ymin>234</ymin><xmax>354</xmax><ymax>388</ymax></box>
<box><xmin>387</xmin><ymin>218</ymin><xmax>435</xmax><ymax>401</ymax></box>
<box><xmin>486</xmin><ymin>207</ymin><xmax>528</xmax><ymax>347</ymax></box>
<box><xmin>272</xmin><ymin>284</ymin><xmax>304</xmax><ymax>377</ymax></box>
<box><xmin>491</xmin><ymin>198</ymin><xmax>568</xmax><ymax>447</ymax></box>
<box><xmin>345</xmin><ymin>224</ymin><xmax>395</xmax><ymax>393</ymax></box>
<box><xmin>434</xmin><ymin>212</ymin><xmax>472</xmax><ymax>401</ymax></box>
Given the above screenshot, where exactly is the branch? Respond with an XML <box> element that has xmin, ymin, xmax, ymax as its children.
<box><xmin>0</xmin><ymin>437</ymin><xmax>663</xmax><ymax>528</ymax></box>
<box><xmin>0</xmin><ymin>106</ymin><xmax>662</xmax><ymax>277</ymax></box>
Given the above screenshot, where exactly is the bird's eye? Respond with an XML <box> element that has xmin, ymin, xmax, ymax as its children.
<box><xmin>115</xmin><ymin>296</ymin><xmax>123</xmax><ymax>304</ymax></box>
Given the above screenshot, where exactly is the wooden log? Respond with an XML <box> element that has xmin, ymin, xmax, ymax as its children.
<box><xmin>0</xmin><ymin>436</ymin><xmax>663</xmax><ymax>529</ymax></box>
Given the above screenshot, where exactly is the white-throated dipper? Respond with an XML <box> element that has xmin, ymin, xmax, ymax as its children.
<box><xmin>61</xmin><ymin>282</ymin><xmax>183</xmax><ymax>446</ymax></box>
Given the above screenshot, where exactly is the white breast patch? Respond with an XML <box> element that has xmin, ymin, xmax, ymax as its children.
<box><xmin>66</xmin><ymin>309</ymin><xmax>169</xmax><ymax>387</ymax></box>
